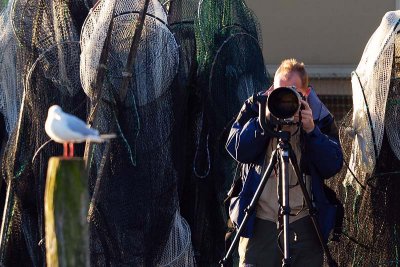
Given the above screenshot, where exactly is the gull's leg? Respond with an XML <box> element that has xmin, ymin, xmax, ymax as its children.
<box><xmin>63</xmin><ymin>142</ymin><xmax>68</xmax><ymax>157</ymax></box>
<box><xmin>69</xmin><ymin>143</ymin><xmax>74</xmax><ymax>158</ymax></box>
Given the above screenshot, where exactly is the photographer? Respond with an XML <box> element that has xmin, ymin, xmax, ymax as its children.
<box><xmin>225</xmin><ymin>59</ymin><xmax>343</xmax><ymax>266</ymax></box>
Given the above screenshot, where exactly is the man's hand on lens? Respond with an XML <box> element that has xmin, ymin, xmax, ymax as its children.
<box><xmin>300</xmin><ymin>99</ymin><xmax>315</xmax><ymax>133</ymax></box>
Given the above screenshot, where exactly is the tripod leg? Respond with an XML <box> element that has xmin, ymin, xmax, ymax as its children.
<box><xmin>279</xmin><ymin>146</ymin><xmax>291</xmax><ymax>267</ymax></box>
<box><xmin>219</xmin><ymin>149</ymin><xmax>278</xmax><ymax>267</ymax></box>
<box><xmin>288</xmin><ymin>148</ymin><xmax>337</xmax><ymax>267</ymax></box>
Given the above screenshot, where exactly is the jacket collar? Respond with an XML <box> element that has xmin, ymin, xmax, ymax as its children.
<box><xmin>307</xmin><ymin>87</ymin><xmax>331</xmax><ymax>121</ymax></box>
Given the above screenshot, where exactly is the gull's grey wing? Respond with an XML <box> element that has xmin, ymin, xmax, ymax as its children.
<box><xmin>65</xmin><ymin>113</ymin><xmax>99</xmax><ymax>136</ymax></box>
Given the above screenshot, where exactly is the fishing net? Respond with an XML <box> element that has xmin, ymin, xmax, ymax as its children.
<box><xmin>11</xmin><ymin>0</ymin><xmax>80</xmax><ymax>52</ymax></box>
<box><xmin>1</xmin><ymin>40</ymin><xmax>85</xmax><ymax>266</ymax></box>
<box><xmin>326</xmin><ymin>10</ymin><xmax>400</xmax><ymax>267</ymax></box>
<box><xmin>165</xmin><ymin>0</ymin><xmax>198</xmax><ymax>136</ymax></box>
<box><xmin>163</xmin><ymin>0</ymin><xmax>198</xmax><ymax>200</ymax></box>
<box><xmin>176</xmin><ymin>0</ymin><xmax>270</xmax><ymax>264</ymax></box>
<box><xmin>196</xmin><ymin>0</ymin><xmax>262</xmax><ymax>75</ymax></box>
<box><xmin>0</xmin><ymin>0</ymin><xmax>84</xmax><ymax>264</ymax></box>
<box><xmin>385</xmin><ymin>32</ymin><xmax>400</xmax><ymax>162</ymax></box>
<box><xmin>342</xmin><ymin>11</ymin><xmax>400</xmax><ymax>192</ymax></box>
<box><xmin>209</xmin><ymin>32</ymin><xmax>267</xmax><ymax>134</ymax></box>
<box><xmin>158</xmin><ymin>2</ymin><xmax>203</xmax><ymax>265</ymax></box>
<box><xmin>0</xmin><ymin>0</ymin><xmax>7</xmax><ymax>9</ymax></box>
<box><xmin>195</xmin><ymin>0</ymin><xmax>265</xmax><ymax>157</ymax></box>
<box><xmin>161</xmin><ymin>0</ymin><xmax>198</xmax><ymax>24</ymax></box>
<box><xmin>68</xmin><ymin>0</ymin><xmax>93</xmax><ymax>31</ymax></box>
<box><xmin>0</xmin><ymin>1</ymin><xmax>23</xmax><ymax>135</ymax></box>
<box><xmin>80</xmin><ymin>0</ymin><xmax>168</xmax><ymax>101</ymax></box>
<box><xmin>81</xmin><ymin>0</ymin><xmax>194</xmax><ymax>265</ymax></box>
<box><xmin>158</xmin><ymin>210</ymin><xmax>195</xmax><ymax>266</ymax></box>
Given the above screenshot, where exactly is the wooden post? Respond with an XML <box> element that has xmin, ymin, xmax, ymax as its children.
<box><xmin>45</xmin><ymin>157</ymin><xmax>89</xmax><ymax>267</ymax></box>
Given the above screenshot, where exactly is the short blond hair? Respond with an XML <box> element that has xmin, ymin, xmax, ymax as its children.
<box><xmin>275</xmin><ymin>59</ymin><xmax>309</xmax><ymax>89</ymax></box>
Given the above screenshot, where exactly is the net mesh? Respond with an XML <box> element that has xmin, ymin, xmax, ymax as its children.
<box><xmin>1</xmin><ymin>40</ymin><xmax>85</xmax><ymax>265</ymax></box>
<box><xmin>0</xmin><ymin>0</ymin><xmax>269</xmax><ymax>265</ymax></box>
<box><xmin>196</xmin><ymin>0</ymin><xmax>262</xmax><ymax>74</ymax></box>
<box><xmin>173</xmin><ymin>0</ymin><xmax>270</xmax><ymax>264</ymax></box>
<box><xmin>68</xmin><ymin>0</ymin><xmax>92</xmax><ymax>31</ymax></box>
<box><xmin>163</xmin><ymin>0</ymin><xmax>198</xmax><ymax>24</ymax></box>
<box><xmin>326</xmin><ymin>10</ymin><xmax>400</xmax><ymax>267</ymax></box>
<box><xmin>343</xmin><ymin>11</ymin><xmax>400</xmax><ymax>192</ymax></box>
<box><xmin>80</xmin><ymin>0</ymin><xmax>168</xmax><ymax>100</ymax></box>
<box><xmin>0</xmin><ymin>0</ymin><xmax>86</xmax><ymax>264</ymax></box>
<box><xmin>0</xmin><ymin>1</ymin><xmax>23</xmax><ymax>135</ymax></box>
<box><xmin>158</xmin><ymin>210</ymin><xmax>194</xmax><ymax>267</ymax></box>
<box><xmin>80</xmin><ymin>0</ymin><xmax>194</xmax><ymax>265</ymax></box>
<box><xmin>385</xmin><ymin>31</ymin><xmax>400</xmax><ymax>161</ymax></box>
<box><xmin>209</xmin><ymin>32</ymin><xmax>267</xmax><ymax>133</ymax></box>
<box><xmin>165</xmin><ymin>0</ymin><xmax>198</xmax><ymax>208</ymax></box>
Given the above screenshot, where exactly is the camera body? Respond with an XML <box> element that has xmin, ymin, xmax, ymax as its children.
<box><xmin>267</xmin><ymin>86</ymin><xmax>305</xmax><ymax>126</ymax></box>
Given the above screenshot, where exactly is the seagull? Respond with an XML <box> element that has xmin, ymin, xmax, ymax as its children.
<box><xmin>45</xmin><ymin>105</ymin><xmax>115</xmax><ymax>157</ymax></box>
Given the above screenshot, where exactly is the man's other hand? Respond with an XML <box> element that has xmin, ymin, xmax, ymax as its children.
<box><xmin>300</xmin><ymin>99</ymin><xmax>315</xmax><ymax>133</ymax></box>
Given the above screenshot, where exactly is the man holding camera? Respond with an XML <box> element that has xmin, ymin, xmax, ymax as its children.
<box><xmin>225</xmin><ymin>59</ymin><xmax>343</xmax><ymax>266</ymax></box>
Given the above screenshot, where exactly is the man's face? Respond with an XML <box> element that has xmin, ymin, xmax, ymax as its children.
<box><xmin>273</xmin><ymin>72</ymin><xmax>304</xmax><ymax>94</ymax></box>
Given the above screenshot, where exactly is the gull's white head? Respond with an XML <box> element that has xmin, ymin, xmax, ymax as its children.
<box><xmin>48</xmin><ymin>105</ymin><xmax>63</xmax><ymax>115</ymax></box>
<box><xmin>48</xmin><ymin>105</ymin><xmax>63</xmax><ymax>120</ymax></box>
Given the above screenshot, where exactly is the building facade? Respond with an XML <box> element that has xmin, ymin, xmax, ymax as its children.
<box><xmin>246</xmin><ymin>0</ymin><xmax>398</xmax><ymax>120</ymax></box>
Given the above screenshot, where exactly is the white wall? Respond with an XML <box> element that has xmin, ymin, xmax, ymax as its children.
<box><xmin>246</xmin><ymin>0</ymin><xmax>396</xmax><ymax>66</ymax></box>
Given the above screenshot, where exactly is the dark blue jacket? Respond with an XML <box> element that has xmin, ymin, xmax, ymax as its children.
<box><xmin>225</xmin><ymin>89</ymin><xmax>343</xmax><ymax>242</ymax></box>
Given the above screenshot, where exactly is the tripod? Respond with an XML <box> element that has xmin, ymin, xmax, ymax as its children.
<box><xmin>220</xmin><ymin>97</ymin><xmax>337</xmax><ymax>267</ymax></box>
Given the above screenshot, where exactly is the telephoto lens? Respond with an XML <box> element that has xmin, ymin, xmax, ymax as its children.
<box><xmin>267</xmin><ymin>86</ymin><xmax>303</xmax><ymax>124</ymax></box>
